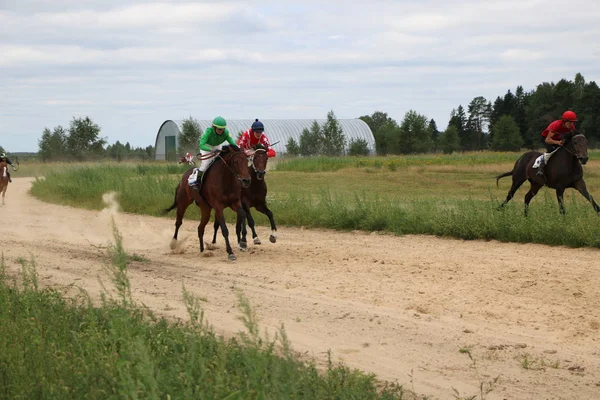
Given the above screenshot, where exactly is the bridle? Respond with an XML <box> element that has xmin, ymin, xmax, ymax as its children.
<box><xmin>217</xmin><ymin>150</ymin><xmax>249</xmax><ymax>182</ymax></box>
<box><xmin>248</xmin><ymin>148</ymin><xmax>267</xmax><ymax>174</ymax></box>
<box><xmin>560</xmin><ymin>133</ymin><xmax>585</xmax><ymax>159</ymax></box>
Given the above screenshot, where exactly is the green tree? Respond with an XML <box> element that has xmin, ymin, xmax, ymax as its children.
<box><xmin>448</xmin><ymin>106</ymin><xmax>468</xmax><ymax>150</ymax></box>
<box><xmin>299</xmin><ymin>121</ymin><xmax>322</xmax><ymax>156</ymax></box>
<box><xmin>373</xmin><ymin>121</ymin><xmax>399</xmax><ymax>155</ymax></box>
<box><xmin>577</xmin><ymin>80</ymin><xmax>600</xmax><ymax>146</ymax></box>
<box><xmin>38</xmin><ymin>125</ymin><xmax>67</xmax><ymax>161</ymax></box>
<box><xmin>106</xmin><ymin>140</ymin><xmax>126</xmax><ymax>162</ymax></box>
<box><xmin>428</xmin><ymin>119</ymin><xmax>440</xmax><ymax>151</ymax></box>
<box><xmin>178</xmin><ymin>117</ymin><xmax>202</xmax><ymax>154</ymax></box>
<box><xmin>347</xmin><ymin>138</ymin><xmax>370</xmax><ymax>156</ymax></box>
<box><xmin>321</xmin><ymin>110</ymin><xmax>346</xmax><ymax>156</ymax></box>
<box><xmin>439</xmin><ymin>126</ymin><xmax>460</xmax><ymax>154</ymax></box>
<box><xmin>65</xmin><ymin>117</ymin><xmax>105</xmax><ymax>160</ymax></box>
<box><xmin>0</xmin><ymin>145</ymin><xmax>5</xmax><ymax>154</ymax></box>
<box><xmin>285</xmin><ymin>137</ymin><xmax>300</xmax><ymax>156</ymax></box>
<box><xmin>466</xmin><ymin>96</ymin><xmax>491</xmax><ymax>150</ymax></box>
<box><xmin>398</xmin><ymin>110</ymin><xmax>431</xmax><ymax>154</ymax></box>
<box><xmin>491</xmin><ymin>115</ymin><xmax>523</xmax><ymax>151</ymax></box>
<box><xmin>360</xmin><ymin>111</ymin><xmax>396</xmax><ymax>154</ymax></box>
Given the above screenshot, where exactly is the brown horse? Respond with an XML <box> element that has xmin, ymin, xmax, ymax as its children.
<box><xmin>162</xmin><ymin>146</ymin><xmax>251</xmax><ymax>260</ymax></box>
<box><xmin>0</xmin><ymin>161</ymin><xmax>8</xmax><ymax>205</ymax></box>
<box><xmin>496</xmin><ymin>131</ymin><xmax>600</xmax><ymax>216</ymax></box>
<box><xmin>211</xmin><ymin>144</ymin><xmax>277</xmax><ymax>249</ymax></box>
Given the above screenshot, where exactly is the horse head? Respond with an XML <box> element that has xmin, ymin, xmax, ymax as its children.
<box><xmin>563</xmin><ymin>130</ymin><xmax>589</xmax><ymax>165</ymax></box>
<box><xmin>250</xmin><ymin>144</ymin><xmax>269</xmax><ymax>180</ymax></box>
<box><xmin>0</xmin><ymin>161</ymin><xmax>7</xmax><ymax>178</ymax></box>
<box><xmin>220</xmin><ymin>146</ymin><xmax>251</xmax><ymax>188</ymax></box>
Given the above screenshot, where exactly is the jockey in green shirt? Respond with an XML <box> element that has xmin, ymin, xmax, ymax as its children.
<box><xmin>189</xmin><ymin>116</ymin><xmax>239</xmax><ymax>190</ymax></box>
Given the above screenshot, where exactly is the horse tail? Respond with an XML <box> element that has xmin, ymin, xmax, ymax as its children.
<box><xmin>495</xmin><ymin>171</ymin><xmax>513</xmax><ymax>187</ymax></box>
<box><xmin>162</xmin><ymin>183</ymin><xmax>180</xmax><ymax>214</ymax></box>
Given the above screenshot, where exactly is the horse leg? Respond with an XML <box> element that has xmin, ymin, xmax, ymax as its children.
<box><xmin>523</xmin><ymin>182</ymin><xmax>543</xmax><ymax>217</ymax></box>
<box><xmin>254</xmin><ymin>202</ymin><xmax>277</xmax><ymax>243</ymax></box>
<box><xmin>498</xmin><ymin>176</ymin><xmax>526</xmax><ymax>210</ymax></box>
<box><xmin>241</xmin><ymin>203</ymin><xmax>259</xmax><ymax>245</ymax></box>
<box><xmin>555</xmin><ymin>187</ymin><xmax>566</xmax><ymax>215</ymax></box>
<box><xmin>235</xmin><ymin>211</ymin><xmax>248</xmax><ymax>251</ymax></box>
<box><xmin>572</xmin><ymin>179</ymin><xmax>600</xmax><ymax>215</ymax></box>
<box><xmin>211</xmin><ymin>219</ymin><xmax>220</xmax><ymax>245</ymax></box>
<box><xmin>215</xmin><ymin>206</ymin><xmax>237</xmax><ymax>261</ymax></box>
<box><xmin>197</xmin><ymin>204</ymin><xmax>212</xmax><ymax>253</ymax></box>
<box><xmin>170</xmin><ymin>197</ymin><xmax>193</xmax><ymax>250</ymax></box>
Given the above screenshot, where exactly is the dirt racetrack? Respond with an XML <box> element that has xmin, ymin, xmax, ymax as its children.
<box><xmin>2</xmin><ymin>178</ymin><xmax>599</xmax><ymax>399</ymax></box>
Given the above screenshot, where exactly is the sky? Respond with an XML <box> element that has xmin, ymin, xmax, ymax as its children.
<box><xmin>1</xmin><ymin>0</ymin><xmax>599</xmax><ymax>152</ymax></box>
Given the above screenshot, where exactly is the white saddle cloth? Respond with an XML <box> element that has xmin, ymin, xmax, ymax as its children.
<box><xmin>532</xmin><ymin>155</ymin><xmax>544</xmax><ymax>169</ymax></box>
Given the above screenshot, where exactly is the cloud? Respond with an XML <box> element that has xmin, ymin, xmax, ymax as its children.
<box><xmin>1</xmin><ymin>0</ymin><xmax>599</xmax><ymax>152</ymax></box>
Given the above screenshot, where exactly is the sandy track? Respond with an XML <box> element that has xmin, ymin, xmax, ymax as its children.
<box><xmin>1</xmin><ymin>178</ymin><xmax>599</xmax><ymax>399</ymax></box>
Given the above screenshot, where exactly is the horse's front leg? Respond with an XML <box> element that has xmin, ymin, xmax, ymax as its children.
<box><xmin>235</xmin><ymin>210</ymin><xmax>248</xmax><ymax>251</ymax></box>
<box><xmin>215</xmin><ymin>206</ymin><xmax>237</xmax><ymax>261</ymax></box>
<box><xmin>211</xmin><ymin>219</ymin><xmax>220</xmax><ymax>245</ymax></box>
<box><xmin>555</xmin><ymin>187</ymin><xmax>566</xmax><ymax>215</ymax></box>
<box><xmin>255</xmin><ymin>203</ymin><xmax>277</xmax><ymax>243</ymax></box>
<box><xmin>197</xmin><ymin>204</ymin><xmax>212</xmax><ymax>253</ymax></box>
<box><xmin>523</xmin><ymin>182</ymin><xmax>543</xmax><ymax>217</ymax></box>
<box><xmin>573</xmin><ymin>179</ymin><xmax>600</xmax><ymax>215</ymax></box>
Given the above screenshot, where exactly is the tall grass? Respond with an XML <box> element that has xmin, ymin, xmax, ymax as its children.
<box><xmin>274</xmin><ymin>151</ymin><xmax>600</xmax><ymax>172</ymax></box>
<box><xmin>0</xmin><ymin>227</ymin><xmax>406</xmax><ymax>399</ymax></box>
<box><xmin>29</xmin><ymin>155</ymin><xmax>600</xmax><ymax>248</ymax></box>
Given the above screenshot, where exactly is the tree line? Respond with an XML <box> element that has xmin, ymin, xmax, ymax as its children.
<box><xmin>36</xmin><ymin>117</ymin><xmax>154</xmax><ymax>162</ymax></box>
<box><xmin>2</xmin><ymin>72</ymin><xmax>597</xmax><ymax>161</ymax></box>
<box><xmin>360</xmin><ymin>72</ymin><xmax>599</xmax><ymax>154</ymax></box>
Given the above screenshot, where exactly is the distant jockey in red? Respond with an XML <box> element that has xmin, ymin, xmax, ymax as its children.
<box><xmin>536</xmin><ymin>110</ymin><xmax>577</xmax><ymax>178</ymax></box>
<box><xmin>238</xmin><ymin>119</ymin><xmax>276</xmax><ymax>158</ymax></box>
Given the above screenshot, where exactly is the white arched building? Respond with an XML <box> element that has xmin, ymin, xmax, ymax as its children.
<box><xmin>154</xmin><ymin>119</ymin><xmax>375</xmax><ymax>161</ymax></box>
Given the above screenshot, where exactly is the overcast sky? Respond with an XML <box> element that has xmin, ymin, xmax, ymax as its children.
<box><xmin>1</xmin><ymin>0</ymin><xmax>599</xmax><ymax>152</ymax></box>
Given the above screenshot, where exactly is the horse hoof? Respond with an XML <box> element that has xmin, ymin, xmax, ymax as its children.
<box><xmin>253</xmin><ymin>237</ymin><xmax>262</xmax><ymax>245</ymax></box>
<box><xmin>169</xmin><ymin>238</ymin><xmax>177</xmax><ymax>250</ymax></box>
<box><xmin>228</xmin><ymin>254</ymin><xmax>237</xmax><ymax>261</ymax></box>
<box><xmin>269</xmin><ymin>235</ymin><xmax>277</xmax><ymax>243</ymax></box>
<box><xmin>240</xmin><ymin>241</ymin><xmax>247</xmax><ymax>249</ymax></box>
<box><xmin>238</xmin><ymin>243</ymin><xmax>248</xmax><ymax>252</ymax></box>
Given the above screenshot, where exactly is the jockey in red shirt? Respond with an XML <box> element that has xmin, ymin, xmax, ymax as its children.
<box><xmin>536</xmin><ymin>110</ymin><xmax>577</xmax><ymax>177</ymax></box>
<box><xmin>238</xmin><ymin>119</ymin><xmax>276</xmax><ymax>158</ymax></box>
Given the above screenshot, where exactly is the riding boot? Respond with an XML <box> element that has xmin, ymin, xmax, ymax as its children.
<box><xmin>536</xmin><ymin>160</ymin><xmax>545</xmax><ymax>178</ymax></box>
<box><xmin>191</xmin><ymin>171</ymin><xmax>203</xmax><ymax>191</ymax></box>
<box><xmin>7</xmin><ymin>172</ymin><xmax>11</xmax><ymax>183</ymax></box>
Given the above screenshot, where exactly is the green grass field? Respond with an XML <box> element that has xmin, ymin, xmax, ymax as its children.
<box><xmin>27</xmin><ymin>151</ymin><xmax>600</xmax><ymax>247</ymax></box>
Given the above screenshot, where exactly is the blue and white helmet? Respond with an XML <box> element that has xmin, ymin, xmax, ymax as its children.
<box><xmin>251</xmin><ymin>119</ymin><xmax>264</xmax><ymax>132</ymax></box>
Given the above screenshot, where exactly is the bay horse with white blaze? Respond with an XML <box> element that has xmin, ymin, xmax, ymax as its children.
<box><xmin>211</xmin><ymin>144</ymin><xmax>277</xmax><ymax>248</ymax></box>
<box><xmin>0</xmin><ymin>161</ymin><xmax>8</xmax><ymax>205</ymax></box>
<box><xmin>162</xmin><ymin>146</ymin><xmax>251</xmax><ymax>261</ymax></box>
<box><xmin>496</xmin><ymin>131</ymin><xmax>600</xmax><ymax>216</ymax></box>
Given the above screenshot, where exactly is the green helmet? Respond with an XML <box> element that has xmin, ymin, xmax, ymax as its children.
<box><xmin>0</xmin><ymin>153</ymin><xmax>5</xmax><ymax>158</ymax></box>
<box><xmin>212</xmin><ymin>116</ymin><xmax>227</xmax><ymax>129</ymax></box>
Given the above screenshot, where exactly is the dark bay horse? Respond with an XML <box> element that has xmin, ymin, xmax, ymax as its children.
<box><xmin>162</xmin><ymin>146</ymin><xmax>251</xmax><ymax>261</ymax></box>
<box><xmin>211</xmin><ymin>144</ymin><xmax>278</xmax><ymax>248</ymax></box>
<box><xmin>496</xmin><ymin>131</ymin><xmax>600</xmax><ymax>216</ymax></box>
<box><xmin>0</xmin><ymin>161</ymin><xmax>8</xmax><ymax>205</ymax></box>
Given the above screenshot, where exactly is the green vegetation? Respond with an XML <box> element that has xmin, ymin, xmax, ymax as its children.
<box><xmin>29</xmin><ymin>152</ymin><xmax>600</xmax><ymax>248</ymax></box>
<box><xmin>0</xmin><ymin>229</ymin><xmax>405</xmax><ymax>399</ymax></box>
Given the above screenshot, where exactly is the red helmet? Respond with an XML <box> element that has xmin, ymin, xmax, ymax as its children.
<box><xmin>562</xmin><ymin>111</ymin><xmax>577</xmax><ymax>122</ymax></box>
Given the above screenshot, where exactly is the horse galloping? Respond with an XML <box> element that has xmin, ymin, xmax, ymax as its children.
<box><xmin>163</xmin><ymin>146</ymin><xmax>251</xmax><ymax>260</ymax></box>
<box><xmin>496</xmin><ymin>131</ymin><xmax>600</xmax><ymax>216</ymax></box>
<box><xmin>212</xmin><ymin>144</ymin><xmax>277</xmax><ymax>249</ymax></box>
<box><xmin>0</xmin><ymin>161</ymin><xmax>8</xmax><ymax>205</ymax></box>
